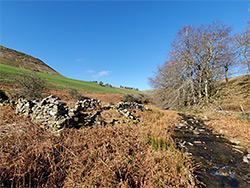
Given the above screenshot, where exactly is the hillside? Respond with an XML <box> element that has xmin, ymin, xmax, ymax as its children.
<box><xmin>212</xmin><ymin>74</ymin><xmax>250</xmax><ymax>112</ymax></box>
<box><xmin>0</xmin><ymin>45</ymin><xmax>63</xmax><ymax>77</ymax></box>
<box><xmin>0</xmin><ymin>64</ymin><xmax>140</xmax><ymax>94</ymax></box>
<box><xmin>0</xmin><ymin>46</ymin><xmax>140</xmax><ymax>94</ymax></box>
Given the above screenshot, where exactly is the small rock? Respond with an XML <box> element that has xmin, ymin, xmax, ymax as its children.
<box><xmin>243</xmin><ymin>156</ymin><xmax>249</xmax><ymax>163</ymax></box>
<box><xmin>238</xmin><ymin>113</ymin><xmax>250</xmax><ymax>122</ymax></box>
<box><xmin>247</xmin><ymin>154</ymin><xmax>250</xmax><ymax>159</ymax></box>
<box><xmin>194</xmin><ymin>141</ymin><xmax>203</xmax><ymax>144</ymax></box>
<box><xmin>193</xmin><ymin>130</ymin><xmax>200</xmax><ymax>135</ymax></box>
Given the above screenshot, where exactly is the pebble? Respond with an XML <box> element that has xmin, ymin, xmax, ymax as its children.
<box><xmin>243</xmin><ymin>156</ymin><xmax>249</xmax><ymax>164</ymax></box>
<box><xmin>193</xmin><ymin>130</ymin><xmax>200</xmax><ymax>135</ymax></box>
<box><xmin>194</xmin><ymin>141</ymin><xmax>203</xmax><ymax>144</ymax></box>
<box><xmin>232</xmin><ymin>148</ymin><xmax>243</xmax><ymax>154</ymax></box>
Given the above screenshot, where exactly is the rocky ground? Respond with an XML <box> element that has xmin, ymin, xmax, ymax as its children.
<box><xmin>174</xmin><ymin>114</ymin><xmax>250</xmax><ymax>187</ymax></box>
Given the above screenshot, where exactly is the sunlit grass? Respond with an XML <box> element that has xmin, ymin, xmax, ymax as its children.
<box><xmin>0</xmin><ymin>63</ymin><xmax>139</xmax><ymax>94</ymax></box>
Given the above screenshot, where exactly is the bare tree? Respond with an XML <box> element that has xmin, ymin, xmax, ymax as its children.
<box><xmin>13</xmin><ymin>72</ymin><xmax>45</xmax><ymax>100</ymax></box>
<box><xmin>195</xmin><ymin>21</ymin><xmax>232</xmax><ymax>104</ymax></box>
<box><xmin>170</xmin><ymin>25</ymin><xmax>197</xmax><ymax>105</ymax></box>
<box><xmin>221</xmin><ymin>37</ymin><xmax>237</xmax><ymax>84</ymax></box>
<box><xmin>234</xmin><ymin>26</ymin><xmax>250</xmax><ymax>72</ymax></box>
<box><xmin>149</xmin><ymin>21</ymin><xmax>233</xmax><ymax>108</ymax></box>
<box><xmin>149</xmin><ymin>60</ymin><xmax>185</xmax><ymax>109</ymax></box>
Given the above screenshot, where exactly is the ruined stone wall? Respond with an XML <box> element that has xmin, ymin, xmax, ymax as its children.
<box><xmin>16</xmin><ymin>95</ymin><xmax>102</xmax><ymax>131</ymax></box>
<box><xmin>15</xmin><ymin>95</ymin><xmax>150</xmax><ymax>132</ymax></box>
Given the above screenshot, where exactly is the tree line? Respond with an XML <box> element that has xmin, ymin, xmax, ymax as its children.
<box><xmin>149</xmin><ymin>20</ymin><xmax>249</xmax><ymax>109</ymax></box>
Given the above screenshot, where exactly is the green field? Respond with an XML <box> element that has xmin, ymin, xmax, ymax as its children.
<box><xmin>0</xmin><ymin>63</ymin><xmax>139</xmax><ymax>94</ymax></box>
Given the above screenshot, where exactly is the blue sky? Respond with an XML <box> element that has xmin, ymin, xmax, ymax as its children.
<box><xmin>0</xmin><ymin>1</ymin><xmax>249</xmax><ymax>90</ymax></box>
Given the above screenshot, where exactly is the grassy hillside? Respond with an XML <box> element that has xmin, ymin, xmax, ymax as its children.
<box><xmin>0</xmin><ymin>64</ymin><xmax>139</xmax><ymax>94</ymax></box>
<box><xmin>0</xmin><ymin>45</ymin><xmax>63</xmax><ymax>77</ymax></box>
<box><xmin>211</xmin><ymin>74</ymin><xmax>250</xmax><ymax>112</ymax></box>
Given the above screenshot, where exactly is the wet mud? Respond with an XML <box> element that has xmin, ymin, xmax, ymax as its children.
<box><xmin>173</xmin><ymin>113</ymin><xmax>250</xmax><ymax>188</ymax></box>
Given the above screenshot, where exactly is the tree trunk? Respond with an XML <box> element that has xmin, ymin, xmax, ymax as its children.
<box><xmin>204</xmin><ymin>77</ymin><xmax>209</xmax><ymax>105</ymax></box>
<box><xmin>224</xmin><ymin>64</ymin><xmax>229</xmax><ymax>84</ymax></box>
<box><xmin>247</xmin><ymin>61</ymin><xmax>250</xmax><ymax>72</ymax></box>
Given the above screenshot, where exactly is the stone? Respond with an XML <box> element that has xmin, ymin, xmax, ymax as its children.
<box><xmin>243</xmin><ymin>156</ymin><xmax>249</xmax><ymax>164</ymax></box>
<box><xmin>16</xmin><ymin>96</ymin><xmax>71</xmax><ymax>130</ymax></box>
<box><xmin>114</xmin><ymin>102</ymin><xmax>150</xmax><ymax>111</ymax></box>
<box><xmin>112</xmin><ymin>101</ymin><xmax>150</xmax><ymax>122</ymax></box>
<box><xmin>202</xmin><ymin>115</ymin><xmax>209</xmax><ymax>121</ymax></box>
<box><xmin>194</xmin><ymin>141</ymin><xmax>203</xmax><ymax>144</ymax></box>
<box><xmin>0</xmin><ymin>99</ymin><xmax>15</xmax><ymax>106</ymax></box>
<box><xmin>193</xmin><ymin>130</ymin><xmax>200</xmax><ymax>135</ymax></box>
<box><xmin>16</xmin><ymin>99</ymin><xmax>35</xmax><ymax>116</ymax></box>
<box><xmin>75</xmin><ymin>98</ymin><xmax>101</xmax><ymax>111</ymax></box>
<box><xmin>216</xmin><ymin>111</ymin><xmax>232</xmax><ymax>116</ymax></box>
<box><xmin>237</xmin><ymin>113</ymin><xmax>250</xmax><ymax>122</ymax></box>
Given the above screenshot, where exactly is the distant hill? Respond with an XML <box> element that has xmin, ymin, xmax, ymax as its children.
<box><xmin>0</xmin><ymin>45</ymin><xmax>64</xmax><ymax>77</ymax></box>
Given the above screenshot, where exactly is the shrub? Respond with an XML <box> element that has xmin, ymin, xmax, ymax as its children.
<box><xmin>67</xmin><ymin>88</ymin><xmax>83</xmax><ymax>101</ymax></box>
<box><xmin>99</xmin><ymin>81</ymin><xmax>103</xmax><ymax>86</ymax></box>
<box><xmin>123</xmin><ymin>94</ymin><xmax>139</xmax><ymax>103</ymax></box>
<box><xmin>137</xmin><ymin>93</ymin><xmax>151</xmax><ymax>104</ymax></box>
<box><xmin>12</xmin><ymin>72</ymin><xmax>45</xmax><ymax>100</ymax></box>
<box><xmin>123</xmin><ymin>93</ymin><xmax>151</xmax><ymax>104</ymax></box>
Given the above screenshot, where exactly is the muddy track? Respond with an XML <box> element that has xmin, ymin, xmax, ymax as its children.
<box><xmin>173</xmin><ymin>113</ymin><xmax>250</xmax><ymax>188</ymax></box>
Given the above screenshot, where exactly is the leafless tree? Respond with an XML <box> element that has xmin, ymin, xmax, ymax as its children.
<box><xmin>13</xmin><ymin>72</ymin><xmax>45</xmax><ymax>100</ymax></box>
<box><xmin>194</xmin><ymin>21</ymin><xmax>232</xmax><ymax>103</ymax></box>
<box><xmin>234</xmin><ymin>26</ymin><xmax>250</xmax><ymax>72</ymax></box>
<box><xmin>150</xmin><ymin>21</ymin><xmax>233</xmax><ymax>108</ymax></box>
<box><xmin>149</xmin><ymin>60</ymin><xmax>184</xmax><ymax>109</ymax></box>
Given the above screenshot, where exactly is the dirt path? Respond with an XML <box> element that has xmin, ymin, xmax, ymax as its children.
<box><xmin>173</xmin><ymin>113</ymin><xmax>250</xmax><ymax>187</ymax></box>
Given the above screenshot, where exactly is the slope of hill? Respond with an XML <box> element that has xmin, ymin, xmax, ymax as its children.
<box><xmin>0</xmin><ymin>46</ymin><xmax>140</xmax><ymax>94</ymax></box>
<box><xmin>212</xmin><ymin>74</ymin><xmax>250</xmax><ymax>112</ymax></box>
<box><xmin>0</xmin><ymin>45</ymin><xmax>63</xmax><ymax>77</ymax></box>
<box><xmin>0</xmin><ymin>63</ymin><xmax>139</xmax><ymax>94</ymax></box>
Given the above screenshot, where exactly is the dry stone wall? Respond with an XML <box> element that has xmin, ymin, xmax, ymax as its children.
<box><xmin>113</xmin><ymin>102</ymin><xmax>150</xmax><ymax>122</ymax></box>
<box><xmin>16</xmin><ymin>95</ymin><xmax>102</xmax><ymax>131</ymax></box>
<box><xmin>114</xmin><ymin>102</ymin><xmax>150</xmax><ymax>111</ymax></box>
<box><xmin>15</xmin><ymin>95</ymin><xmax>150</xmax><ymax>132</ymax></box>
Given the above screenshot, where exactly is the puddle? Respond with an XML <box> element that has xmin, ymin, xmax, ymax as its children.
<box><xmin>173</xmin><ymin>113</ymin><xmax>250</xmax><ymax>187</ymax></box>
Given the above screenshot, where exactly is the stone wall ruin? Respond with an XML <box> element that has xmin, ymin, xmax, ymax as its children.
<box><xmin>15</xmin><ymin>95</ymin><xmax>150</xmax><ymax>132</ymax></box>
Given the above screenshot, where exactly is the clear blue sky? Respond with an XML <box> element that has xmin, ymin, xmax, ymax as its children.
<box><xmin>1</xmin><ymin>0</ymin><xmax>249</xmax><ymax>90</ymax></box>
